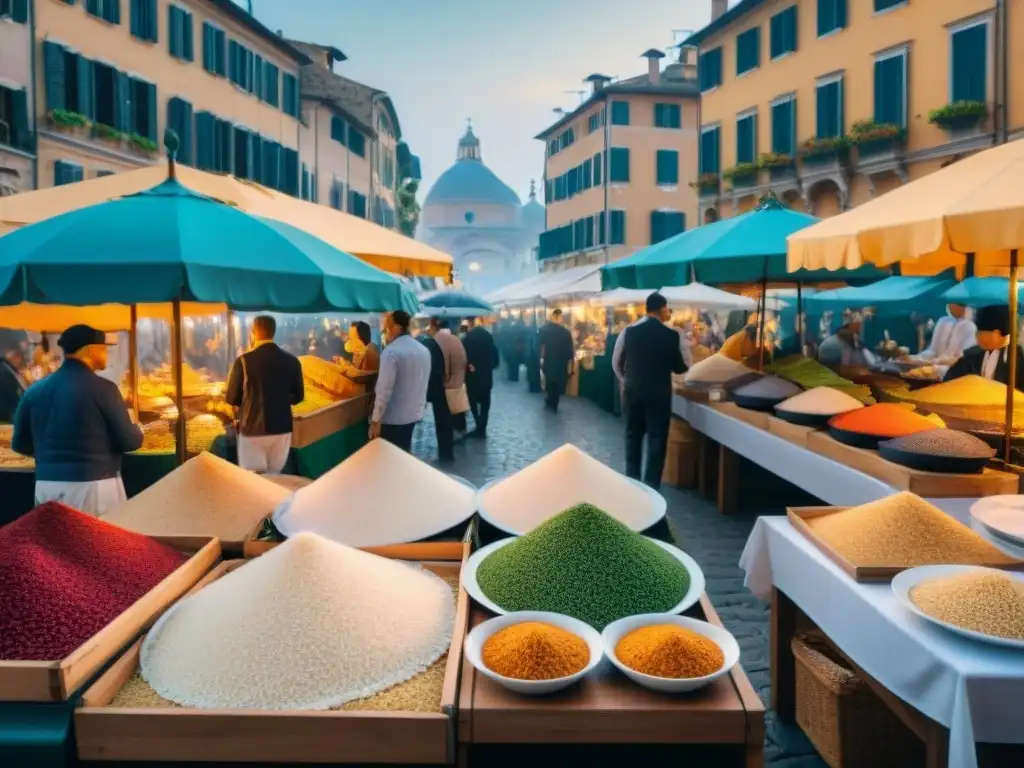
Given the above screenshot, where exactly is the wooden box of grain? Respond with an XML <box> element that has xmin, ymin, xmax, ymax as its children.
<box><xmin>291</xmin><ymin>394</ymin><xmax>371</xmax><ymax>449</ymax></box>
<box><xmin>806</xmin><ymin>430</ymin><xmax>1019</xmax><ymax>498</ymax></box>
<box><xmin>0</xmin><ymin>537</ymin><xmax>221</xmax><ymax>703</ymax></box>
<box><xmin>74</xmin><ymin>543</ymin><xmax>472</xmax><ymax>764</ymax></box>
<box><xmin>767</xmin><ymin>416</ymin><xmax>820</xmax><ymax>448</ymax></box>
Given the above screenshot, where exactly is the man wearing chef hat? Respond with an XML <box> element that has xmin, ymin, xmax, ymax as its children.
<box><xmin>11</xmin><ymin>324</ymin><xmax>142</xmax><ymax>515</ymax></box>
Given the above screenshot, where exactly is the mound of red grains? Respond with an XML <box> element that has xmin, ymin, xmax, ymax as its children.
<box><xmin>0</xmin><ymin>502</ymin><xmax>189</xmax><ymax>661</ymax></box>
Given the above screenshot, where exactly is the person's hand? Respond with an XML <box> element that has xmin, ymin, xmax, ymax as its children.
<box><xmin>369</xmin><ymin>421</ymin><xmax>381</xmax><ymax>440</ymax></box>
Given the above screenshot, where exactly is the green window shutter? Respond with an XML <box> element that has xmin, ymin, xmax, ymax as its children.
<box><xmin>349</xmin><ymin>127</ymin><xmax>365</xmax><ymax>157</ymax></box>
<box><xmin>771</xmin><ymin>7</ymin><xmax>797</xmax><ymax>58</ymax></box>
<box><xmin>737</xmin><ymin>27</ymin><xmax>759</xmax><ymax>75</ymax></box>
<box><xmin>699</xmin><ymin>47</ymin><xmax>722</xmax><ymax>91</ymax></box>
<box><xmin>10</xmin><ymin>0</ymin><xmax>28</xmax><ymax>23</ymax></box>
<box><xmin>874</xmin><ymin>54</ymin><xmax>905</xmax><ymax>126</ymax></box>
<box><xmin>951</xmin><ymin>24</ymin><xmax>987</xmax><ymax>103</ymax></box>
<box><xmin>194</xmin><ymin>111</ymin><xmax>211</xmax><ymax>168</ymax></box>
<box><xmin>215</xmin><ymin>30</ymin><xmax>226</xmax><ymax>75</ymax></box>
<box><xmin>113</xmin><ymin>70</ymin><xmax>130</xmax><ymax>131</ymax></box>
<box><xmin>265</xmin><ymin>63</ymin><xmax>279</xmax><ymax>107</ymax></box>
<box><xmin>816</xmin><ymin>80</ymin><xmax>842</xmax><ymax>138</ymax></box>
<box><xmin>650</xmin><ymin>211</ymin><xmax>662</xmax><ymax>244</ymax></box>
<box><xmin>76</xmin><ymin>56</ymin><xmax>95</xmax><ymax>120</ymax></box>
<box><xmin>656</xmin><ymin>149</ymin><xmax>679</xmax><ymax>185</ymax></box>
<box><xmin>700</xmin><ymin>128</ymin><xmax>720</xmax><ymax>174</ymax></box>
<box><xmin>736</xmin><ymin>115</ymin><xmax>756</xmax><ymax>163</ymax></box>
<box><xmin>874</xmin><ymin>0</ymin><xmax>905</xmax><ymax>11</ymax></box>
<box><xmin>182</xmin><ymin>11</ymin><xmax>193</xmax><ymax>61</ymax></box>
<box><xmin>86</xmin><ymin>0</ymin><xmax>98</xmax><ymax>16</ymax></box>
<box><xmin>611</xmin><ymin>101</ymin><xmax>630</xmax><ymax>125</ymax></box>
<box><xmin>771</xmin><ymin>99</ymin><xmax>795</xmax><ymax>155</ymax></box>
<box><xmin>817</xmin><ymin>0</ymin><xmax>846</xmax><ymax>36</ymax></box>
<box><xmin>145</xmin><ymin>82</ymin><xmax>157</xmax><ymax>140</ymax></box>
<box><xmin>610</xmin><ymin>211</ymin><xmax>626</xmax><ymax>245</ymax></box>
<box><xmin>253</xmin><ymin>55</ymin><xmax>265</xmax><ymax>100</ymax></box>
<box><xmin>655</xmin><ymin>103</ymin><xmax>681</xmax><ymax>129</ymax></box>
<box><xmin>228</xmin><ymin>40</ymin><xmax>238</xmax><ymax>84</ymax></box>
<box><xmin>609</xmin><ymin>147</ymin><xmax>630</xmax><ymax>182</ymax></box>
<box><xmin>593</xmin><ymin>152</ymin><xmax>602</xmax><ymax>185</ymax></box>
<box><xmin>168</xmin><ymin>6</ymin><xmax>179</xmax><ymax>56</ymax></box>
<box><xmin>202</xmin><ymin>23</ymin><xmax>212</xmax><ymax>72</ymax></box>
<box><xmin>301</xmin><ymin>164</ymin><xmax>309</xmax><ymax>199</ymax></box>
<box><xmin>44</xmin><ymin>42</ymin><xmax>67</xmax><ymax>112</ymax></box>
<box><xmin>10</xmin><ymin>88</ymin><xmax>29</xmax><ymax>150</ymax></box>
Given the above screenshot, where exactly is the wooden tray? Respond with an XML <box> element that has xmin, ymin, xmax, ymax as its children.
<box><xmin>787</xmin><ymin>506</ymin><xmax>1024</xmax><ymax>581</ymax></box>
<box><xmin>292</xmin><ymin>394</ymin><xmax>371</xmax><ymax>449</ymax></box>
<box><xmin>458</xmin><ymin>594</ymin><xmax>765</xmax><ymax>754</ymax></box>
<box><xmin>766</xmin><ymin>416</ymin><xmax>819</xmax><ymax>448</ymax></box>
<box><xmin>242</xmin><ymin>517</ymin><xmax>473</xmax><ymax>560</ymax></box>
<box><xmin>711</xmin><ymin>401</ymin><xmax>771</xmax><ymax>431</ymax></box>
<box><xmin>806</xmin><ymin>430</ymin><xmax>1018</xmax><ymax>498</ymax></box>
<box><xmin>0</xmin><ymin>536</ymin><xmax>221</xmax><ymax>702</ymax></box>
<box><xmin>674</xmin><ymin>385</ymin><xmax>711</xmax><ymax>404</ymax></box>
<box><xmin>75</xmin><ymin>549</ymin><xmax>472</xmax><ymax>764</ymax></box>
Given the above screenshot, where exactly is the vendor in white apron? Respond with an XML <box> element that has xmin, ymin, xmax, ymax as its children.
<box><xmin>11</xmin><ymin>324</ymin><xmax>142</xmax><ymax>516</ymax></box>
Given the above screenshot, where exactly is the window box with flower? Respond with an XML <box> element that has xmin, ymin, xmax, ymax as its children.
<box><xmin>690</xmin><ymin>172</ymin><xmax>720</xmax><ymax>197</ymax></box>
<box><xmin>799</xmin><ymin>136</ymin><xmax>851</xmax><ymax>166</ymax></box>
<box><xmin>723</xmin><ymin>162</ymin><xmax>761</xmax><ymax>190</ymax></box>
<box><xmin>928</xmin><ymin>100</ymin><xmax>989</xmax><ymax>132</ymax></box>
<box><xmin>47</xmin><ymin>109</ymin><xmax>91</xmax><ymax>138</ymax></box>
<box><xmin>850</xmin><ymin>120</ymin><xmax>906</xmax><ymax>159</ymax></box>
<box><xmin>759</xmin><ymin>152</ymin><xmax>795</xmax><ymax>182</ymax></box>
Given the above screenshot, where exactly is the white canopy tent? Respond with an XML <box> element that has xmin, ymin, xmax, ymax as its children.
<box><xmin>590</xmin><ymin>283</ymin><xmax>758</xmax><ymax>311</ymax></box>
<box><xmin>489</xmin><ymin>265</ymin><xmax>602</xmax><ymax>307</ymax></box>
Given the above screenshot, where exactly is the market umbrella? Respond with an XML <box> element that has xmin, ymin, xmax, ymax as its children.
<box><xmin>601</xmin><ymin>197</ymin><xmax>887</xmax><ymax>290</ymax></box>
<box><xmin>941</xmin><ymin>277</ymin><xmax>1024</xmax><ymax>308</ymax></box>
<box><xmin>420</xmin><ymin>289</ymin><xmax>494</xmax><ymax>316</ymax></box>
<box><xmin>805</xmin><ymin>275</ymin><xmax>955</xmax><ymax>315</ymax></box>
<box><xmin>660</xmin><ymin>283</ymin><xmax>758</xmax><ymax>311</ymax></box>
<box><xmin>0</xmin><ymin>165</ymin><xmax>453</xmax><ymax>279</ymax></box>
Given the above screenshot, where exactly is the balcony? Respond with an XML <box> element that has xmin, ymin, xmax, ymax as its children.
<box><xmin>849</xmin><ymin>121</ymin><xmax>908</xmax><ymax>192</ymax></box>
<box><xmin>797</xmin><ymin>137</ymin><xmax>852</xmax><ymax>211</ymax></box>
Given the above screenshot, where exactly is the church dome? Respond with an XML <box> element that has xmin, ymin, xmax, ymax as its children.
<box><xmin>518</xmin><ymin>180</ymin><xmax>545</xmax><ymax>231</ymax></box>
<box><xmin>424</xmin><ymin>125</ymin><xmax>521</xmax><ymax>208</ymax></box>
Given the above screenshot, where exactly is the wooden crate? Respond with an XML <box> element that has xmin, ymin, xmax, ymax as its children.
<box><xmin>767</xmin><ymin>416</ymin><xmax>820</xmax><ymax>448</ymax></box>
<box><xmin>806</xmin><ymin>430</ymin><xmax>1019</xmax><ymax>498</ymax></box>
<box><xmin>0</xmin><ymin>537</ymin><xmax>221</xmax><ymax>702</ymax></box>
<box><xmin>712</xmin><ymin>401</ymin><xmax>771</xmax><ymax>431</ymax></box>
<box><xmin>458</xmin><ymin>594</ymin><xmax>765</xmax><ymax>765</ymax></box>
<box><xmin>292</xmin><ymin>394</ymin><xmax>371</xmax><ymax>449</ymax></box>
<box><xmin>787</xmin><ymin>506</ymin><xmax>1024</xmax><ymax>581</ymax></box>
<box><xmin>75</xmin><ymin>549</ymin><xmax>472</xmax><ymax>764</ymax></box>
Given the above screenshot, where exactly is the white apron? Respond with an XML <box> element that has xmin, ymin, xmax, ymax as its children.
<box><xmin>36</xmin><ymin>475</ymin><xmax>128</xmax><ymax>516</ymax></box>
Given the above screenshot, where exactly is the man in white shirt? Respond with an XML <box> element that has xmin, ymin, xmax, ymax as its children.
<box><xmin>920</xmin><ymin>304</ymin><xmax>976</xmax><ymax>361</ymax></box>
<box><xmin>370</xmin><ymin>311</ymin><xmax>431</xmax><ymax>452</ymax></box>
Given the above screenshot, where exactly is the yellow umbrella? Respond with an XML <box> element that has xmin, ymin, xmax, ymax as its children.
<box><xmin>0</xmin><ymin>302</ymin><xmax>225</xmax><ymax>333</ymax></box>
<box><xmin>0</xmin><ymin>166</ymin><xmax>452</xmax><ymax>279</ymax></box>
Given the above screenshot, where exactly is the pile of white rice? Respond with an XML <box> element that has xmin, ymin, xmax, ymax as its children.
<box><xmin>775</xmin><ymin>386</ymin><xmax>865</xmax><ymax>416</ymax></box>
<box><xmin>140</xmin><ymin>532</ymin><xmax>456</xmax><ymax>710</ymax></box>
<box><xmin>684</xmin><ymin>354</ymin><xmax>753</xmax><ymax>385</ymax></box>
<box><xmin>272</xmin><ymin>438</ymin><xmax>476</xmax><ymax>547</ymax></box>
<box><xmin>101</xmin><ymin>452</ymin><xmax>290</xmax><ymax>542</ymax></box>
<box><xmin>480</xmin><ymin>443</ymin><xmax>658</xmax><ymax>534</ymax></box>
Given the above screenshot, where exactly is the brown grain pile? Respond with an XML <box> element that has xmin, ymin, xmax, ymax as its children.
<box><xmin>910</xmin><ymin>571</ymin><xmax>1024</xmax><ymax>641</ymax></box>
<box><xmin>804</xmin><ymin>492</ymin><xmax>1020</xmax><ymax>567</ymax></box>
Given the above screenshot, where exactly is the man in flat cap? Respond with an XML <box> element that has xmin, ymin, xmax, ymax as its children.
<box><xmin>11</xmin><ymin>324</ymin><xmax>142</xmax><ymax>515</ymax></box>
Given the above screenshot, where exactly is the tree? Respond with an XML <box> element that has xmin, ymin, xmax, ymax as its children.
<box><xmin>396</xmin><ymin>178</ymin><xmax>421</xmax><ymax>238</ymax></box>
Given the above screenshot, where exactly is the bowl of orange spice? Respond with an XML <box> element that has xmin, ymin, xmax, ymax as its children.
<box><xmin>464</xmin><ymin>611</ymin><xmax>604</xmax><ymax>695</ymax></box>
<box><xmin>602</xmin><ymin>614</ymin><xmax>740</xmax><ymax>693</ymax></box>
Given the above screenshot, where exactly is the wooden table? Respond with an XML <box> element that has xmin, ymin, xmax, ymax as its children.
<box><xmin>458</xmin><ymin>595</ymin><xmax>765</xmax><ymax>768</ymax></box>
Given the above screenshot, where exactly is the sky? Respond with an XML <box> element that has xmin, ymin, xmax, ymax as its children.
<box><xmin>244</xmin><ymin>0</ymin><xmax>730</xmax><ymax>205</ymax></box>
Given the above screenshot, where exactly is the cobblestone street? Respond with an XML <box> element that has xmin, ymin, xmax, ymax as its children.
<box><xmin>412</xmin><ymin>373</ymin><xmax>827</xmax><ymax>767</ymax></box>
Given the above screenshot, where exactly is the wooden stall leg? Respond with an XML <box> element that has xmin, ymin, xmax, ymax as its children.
<box><xmin>696</xmin><ymin>432</ymin><xmax>710</xmax><ymax>498</ymax></box>
<box><xmin>717</xmin><ymin>444</ymin><xmax>739</xmax><ymax>515</ymax></box>
<box><xmin>923</xmin><ymin>721</ymin><xmax>950</xmax><ymax>768</ymax></box>
<box><xmin>770</xmin><ymin>588</ymin><xmax>797</xmax><ymax>724</ymax></box>
<box><xmin>745</xmin><ymin>743</ymin><xmax>766</xmax><ymax>768</ymax></box>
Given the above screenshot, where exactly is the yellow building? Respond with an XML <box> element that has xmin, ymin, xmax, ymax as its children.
<box><xmin>535</xmin><ymin>49</ymin><xmax>700</xmax><ymax>268</ymax></box>
<box><xmin>687</xmin><ymin>0</ymin><xmax>1013</xmax><ymax>222</ymax></box>
<box><xmin>33</xmin><ymin>0</ymin><xmax>307</xmax><ymax>190</ymax></box>
<box><xmin>0</xmin><ymin>0</ymin><xmax>35</xmax><ymax>195</ymax></box>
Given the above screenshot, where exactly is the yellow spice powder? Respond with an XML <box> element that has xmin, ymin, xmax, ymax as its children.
<box><xmin>615</xmin><ymin>624</ymin><xmax>724</xmax><ymax>679</ymax></box>
<box><xmin>481</xmin><ymin>621</ymin><xmax>589</xmax><ymax>681</ymax></box>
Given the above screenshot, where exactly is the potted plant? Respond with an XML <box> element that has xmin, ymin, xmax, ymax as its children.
<box><xmin>758</xmin><ymin>152</ymin><xmax>795</xmax><ymax>181</ymax></box>
<box><xmin>850</xmin><ymin>120</ymin><xmax>906</xmax><ymax>158</ymax></box>
<box><xmin>689</xmin><ymin>172</ymin><xmax>720</xmax><ymax>196</ymax></box>
<box><xmin>723</xmin><ymin>161</ymin><xmax>760</xmax><ymax>189</ymax></box>
<box><xmin>128</xmin><ymin>133</ymin><xmax>159</xmax><ymax>156</ymax></box>
<box><xmin>928</xmin><ymin>100</ymin><xmax>989</xmax><ymax>131</ymax></box>
<box><xmin>799</xmin><ymin>135</ymin><xmax>851</xmax><ymax>165</ymax></box>
<box><xmin>47</xmin><ymin>109</ymin><xmax>90</xmax><ymax>136</ymax></box>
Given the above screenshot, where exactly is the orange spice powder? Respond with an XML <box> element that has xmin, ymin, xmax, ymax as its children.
<box><xmin>829</xmin><ymin>403</ymin><xmax>942</xmax><ymax>438</ymax></box>
<box><xmin>615</xmin><ymin>624</ymin><xmax>724</xmax><ymax>679</ymax></box>
<box><xmin>482</xmin><ymin>622</ymin><xmax>590</xmax><ymax>680</ymax></box>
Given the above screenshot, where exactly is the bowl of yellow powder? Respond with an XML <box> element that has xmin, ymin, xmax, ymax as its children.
<box><xmin>464</xmin><ymin>611</ymin><xmax>603</xmax><ymax>695</ymax></box>
<box><xmin>602</xmin><ymin>614</ymin><xmax>740</xmax><ymax>693</ymax></box>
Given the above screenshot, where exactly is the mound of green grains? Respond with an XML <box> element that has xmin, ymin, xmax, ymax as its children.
<box><xmin>475</xmin><ymin>503</ymin><xmax>691</xmax><ymax>629</ymax></box>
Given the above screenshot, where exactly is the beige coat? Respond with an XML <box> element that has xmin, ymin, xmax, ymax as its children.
<box><xmin>434</xmin><ymin>329</ymin><xmax>467</xmax><ymax>389</ymax></box>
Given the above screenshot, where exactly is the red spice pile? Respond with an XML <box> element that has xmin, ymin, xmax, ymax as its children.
<box><xmin>0</xmin><ymin>502</ymin><xmax>188</xmax><ymax>660</ymax></box>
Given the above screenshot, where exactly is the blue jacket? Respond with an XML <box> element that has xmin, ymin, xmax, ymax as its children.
<box><xmin>12</xmin><ymin>359</ymin><xmax>143</xmax><ymax>482</ymax></box>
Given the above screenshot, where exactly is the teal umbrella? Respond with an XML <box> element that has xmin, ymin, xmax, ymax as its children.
<box><xmin>942</xmin><ymin>277</ymin><xmax>1024</xmax><ymax>308</ymax></box>
<box><xmin>806</xmin><ymin>275</ymin><xmax>956</xmax><ymax>316</ymax></box>
<box><xmin>601</xmin><ymin>196</ymin><xmax>888</xmax><ymax>290</ymax></box>
<box><xmin>0</xmin><ymin>178</ymin><xmax>420</xmax><ymax>314</ymax></box>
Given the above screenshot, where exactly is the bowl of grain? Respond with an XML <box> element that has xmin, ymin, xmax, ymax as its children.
<box><xmin>601</xmin><ymin>613</ymin><xmax>740</xmax><ymax>693</ymax></box>
<box><xmin>892</xmin><ymin>565</ymin><xmax>1024</xmax><ymax>649</ymax></box>
<box><xmin>464</xmin><ymin>611</ymin><xmax>603</xmax><ymax>695</ymax></box>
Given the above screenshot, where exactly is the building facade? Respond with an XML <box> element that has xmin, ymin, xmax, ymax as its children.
<box><xmin>0</xmin><ymin>0</ymin><xmax>35</xmax><ymax>196</ymax></box>
<box><xmin>689</xmin><ymin>0</ymin><xmax>1019</xmax><ymax>222</ymax></box>
<box><xmin>535</xmin><ymin>49</ymin><xmax>700</xmax><ymax>271</ymax></box>
<box><xmin>420</xmin><ymin>125</ymin><xmax>542</xmax><ymax>295</ymax></box>
<box><xmin>33</xmin><ymin>0</ymin><xmax>309</xmax><ymax>191</ymax></box>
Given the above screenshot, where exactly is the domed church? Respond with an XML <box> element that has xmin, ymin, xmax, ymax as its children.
<box><xmin>421</xmin><ymin>122</ymin><xmax>543</xmax><ymax>295</ymax></box>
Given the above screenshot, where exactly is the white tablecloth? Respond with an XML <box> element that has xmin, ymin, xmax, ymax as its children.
<box><xmin>740</xmin><ymin>517</ymin><xmax>1024</xmax><ymax>768</ymax></box>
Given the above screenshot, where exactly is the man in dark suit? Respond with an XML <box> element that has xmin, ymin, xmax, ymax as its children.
<box><xmin>462</xmin><ymin>319</ymin><xmax>500</xmax><ymax>438</ymax></box>
<box><xmin>612</xmin><ymin>292</ymin><xmax>687</xmax><ymax>489</ymax></box>
<box><xmin>420</xmin><ymin>331</ymin><xmax>455</xmax><ymax>462</ymax></box>
<box><xmin>945</xmin><ymin>304</ymin><xmax>1024</xmax><ymax>390</ymax></box>
<box><xmin>225</xmin><ymin>315</ymin><xmax>304</xmax><ymax>474</ymax></box>
<box><xmin>538</xmin><ymin>309</ymin><xmax>575</xmax><ymax>413</ymax></box>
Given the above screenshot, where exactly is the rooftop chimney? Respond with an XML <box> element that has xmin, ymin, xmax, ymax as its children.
<box><xmin>642</xmin><ymin>49</ymin><xmax>666</xmax><ymax>85</ymax></box>
<box><xmin>712</xmin><ymin>0</ymin><xmax>728</xmax><ymax>21</ymax></box>
<box><xmin>679</xmin><ymin>45</ymin><xmax>698</xmax><ymax>80</ymax></box>
<box><xmin>584</xmin><ymin>73</ymin><xmax>612</xmax><ymax>95</ymax></box>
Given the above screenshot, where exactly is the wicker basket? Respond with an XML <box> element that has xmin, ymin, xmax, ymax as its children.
<box><xmin>792</xmin><ymin>633</ymin><xmax>923</xmax><ymax>768</ymax></box>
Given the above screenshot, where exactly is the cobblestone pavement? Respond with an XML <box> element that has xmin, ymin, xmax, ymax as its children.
<box><xmin>412</xmin><ymin>374</ymin><xmax>827</xmax><ymax>768</ymax></box>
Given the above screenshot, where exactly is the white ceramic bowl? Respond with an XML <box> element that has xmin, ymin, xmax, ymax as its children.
<box><xmin>970</xmin><ymin>495</ymin><xmax>1024</xmax><ymax>548</ymax></box>
<box><xmin>601</xmin><ymin>614</ymin><xmax>740</xmax><ymax>693</ymax></box>
<box><xmin>892</xmin><ymin>564</ymin><xmax>1024</xmax><ymax>649</ymax></box>
<box><xmin>461</xmin><ymin>537</ymin><xmax>706</xmax><ymax>619</ymax></box>
<box><xmin>463</xmin><ymin>611</ymin><xmax>603</xmax><ymax>695</ymax></box>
